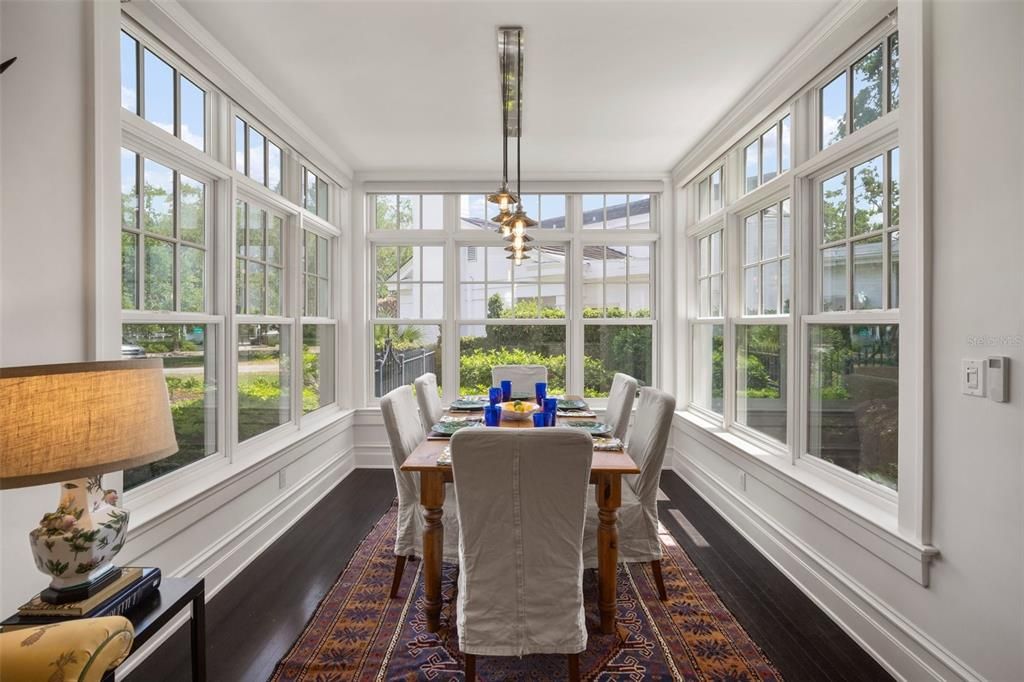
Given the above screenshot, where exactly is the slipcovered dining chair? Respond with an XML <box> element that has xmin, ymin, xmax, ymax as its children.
<box><xmin>450</xmin><ymin>427</ymin><xmax>593</xmax><ymax>681</ymax></box>
<box><xmin>380</xmin><ymin>385</ymin><xmax>460</xmax><ymax>598</ymax></box>
<box><xmin>491</xmin><ymin>364</ymin><xmax>548</xmax><ymax>396</ymax></box>
<box><xmin>583</xmin><ymin>387</ymin><xmax>676</xmax><ymax>599</ymax></box>
<box><xmin>604</xmin><ymin>372</ymin><xmax>638</xmax><ymax>441</ymax></box>
<box><xmin>413</xmin><ymin>372</ymin><xmax>444</xmax><ymax>435</ymax></box>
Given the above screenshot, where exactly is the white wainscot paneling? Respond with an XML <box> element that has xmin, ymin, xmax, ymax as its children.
<box><xmin>669</xmin><ymin>416</ymin><xmax>983</xmax><ymax>682</ymax></box>
<box><xmin>113</xmin><ymin>414</ymin><xmax>355</xmax><ymax>676</ymax></box>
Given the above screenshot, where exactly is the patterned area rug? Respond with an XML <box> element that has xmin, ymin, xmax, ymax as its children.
<box><xmin>271</xmin><ymin>502</ymin><xmax>781</xmax><ymax>681</ymax></box>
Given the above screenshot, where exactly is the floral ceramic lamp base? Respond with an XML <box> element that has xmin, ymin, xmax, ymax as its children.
<box><xmin>29</xmin><ymin>475</ymin><xmax>129</xmax><ymax>599</ymax></box>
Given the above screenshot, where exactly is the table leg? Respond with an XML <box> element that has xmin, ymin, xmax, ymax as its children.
<box><xmin>421</xmin><ymin>471</ymin><xmax>446</xmax><ymax>633</ymax></box>
<box><xmin>190</xmin><ymin>591</ymin><xmax>207</xmax><ymax>682</ymax></box>
<box><xmin>595</xmin><ymin>472</ymin><xmax>621</xmax><ymax>635</ymax></box>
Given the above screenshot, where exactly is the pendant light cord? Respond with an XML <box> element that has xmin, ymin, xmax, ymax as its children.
<box><xmin>515</xmin><ymin>28</ymin><xmax>523</xmax><ymax>200</ymax></box>
<box><xmin>501</xmin><ymin>34</ymin><xmax>509</xmax><ymax>188</ymax></box>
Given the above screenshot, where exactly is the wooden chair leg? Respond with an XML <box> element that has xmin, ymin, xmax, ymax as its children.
<box><xmin>567</xmin><ymin>652</ymin><xmax>580</xmax><ymax>682</ymax></box>
<box><xmin>651</xmin><ymin>559</ymin><xmax>668</xmax><ymax>601</ymax></box>
<box><xmin>464</xmin><ymin>653</ymin><xmax>476</xmax><ymax>680</ymax></box>
<box><xmin>389</xmin><ymin>555</ymin><xmax>407</xmax><ymax>599</ymax></box>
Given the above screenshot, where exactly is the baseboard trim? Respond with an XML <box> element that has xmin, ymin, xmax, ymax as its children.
<box><xmin>672</xmin><ymin>451</ymin><xmax>982</xmax><ymax>682</ymax></box>
<box><xmin>115</xmin><ymin>446</ymin><xmax>356</xmax><ymax>679</ymax></box>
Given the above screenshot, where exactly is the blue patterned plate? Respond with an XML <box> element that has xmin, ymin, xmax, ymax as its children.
<box><xmin>565</xmin><ymin>421</ymin><xmax>612</xmax><ymax>436</ymax></box>
<box><xmin>430</xmin><ymin>420</ymin><xmax>483</xmax><ymax>436</ymax></box>
<box><xmin>556</xmin><ymin>398</ymin><xmax>588</xmax><ymax>410</ymax></box>
<box><xmin>450</xmin><ymin>398</ymin><xmax>488</xmax><ymax>411</ymax></box>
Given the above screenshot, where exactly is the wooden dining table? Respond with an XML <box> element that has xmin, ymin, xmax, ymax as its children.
<box><xmin>399</xmin><ymin>400</ymin><xmax>640</xmax><ymax>635</ymax></box>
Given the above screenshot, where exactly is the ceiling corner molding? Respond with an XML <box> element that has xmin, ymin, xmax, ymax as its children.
<box><xmin>670</xmin><ymin>0</ymin><xmax>895</xmax><ymax>187</ymax></box>
<box><xmin>133</xmin><ymin>0</ymin><xmax>355</xmax><ymax>186</ymax></box>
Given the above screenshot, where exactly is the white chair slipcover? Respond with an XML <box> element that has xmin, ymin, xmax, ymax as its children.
<box><xmin>604</xmin><ymin>372</ymin><xmax>638</xmax><ymax>441</ymax></box>
<box><xmin>380</xmin><ymin>386</ymin><xmax>460</xmax><ymax>564</ymax></box>
<box><xmin>583</xmin><ymin>387</ymin><xmax>676</xmax><ymax>570</ymax></box>
<box><xmin>413</xmin><ymin>372</ymin><xmax>444</xmax><ymax>435</ymax></box>
<box><xmin>450</xmin><ymin>427</ymin><xmax>593</xmax><ymax>659</ymax></box>
<box><xmin>490</xmin><ymin>365</ymin><xmax>549</xmax><ymax>396</ymax></box>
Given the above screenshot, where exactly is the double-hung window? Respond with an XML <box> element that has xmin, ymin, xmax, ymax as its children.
<box><xmin>366</xmin><ymin>192</ymin><xmax>659</xmax><ymax>403</ymax></box>
<box><xmin>118</xmin><ymin>18</ymin><xmax>343</xmax><ymax>494</ymax></box>
<box><xmin>371</xmin><ymin>232</ymin><xmax>445</xmax><ymax>398</ymax></box>
<box><xmin>684</xmin><ymin>14</ymin><xmax>905</xmax><ymax>498</ymax></box>
<box><xmin>120</xmin><ymin>146</ymin><xmax>219</xmax><ymax>490</ymax></box>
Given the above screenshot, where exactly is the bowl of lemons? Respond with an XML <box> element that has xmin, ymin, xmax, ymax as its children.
<box><xmin>499</xmin><ymin>399</ymin><xmax>541</xmax><ymax>421</ymax></box>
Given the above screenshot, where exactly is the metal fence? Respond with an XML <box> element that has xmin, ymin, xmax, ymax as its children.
<box><xmin>374</xmin><ymin>342</ymin><xmax>437</xmax><ymax>396</ymax></box>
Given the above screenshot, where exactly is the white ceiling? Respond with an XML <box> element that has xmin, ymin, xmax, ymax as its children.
<box><xmin>179</xmin><ymin>0</ymin><xmax>837</xmax><ymax>175</ymax></box>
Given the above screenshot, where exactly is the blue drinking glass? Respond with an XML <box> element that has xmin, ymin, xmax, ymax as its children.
<box><xmin>500</xmin><ymin>380</ymin><xmax>512</xmax><ymax>402</ymax></box>
<box><xmin>543</xmin><ymin>398</ymin><xmax>558</xmax><ymax>426</ymax></box>
<box><xmin>532</xmin><ymin>412</ymin><xmax>547</xmax><ymax>428</ymax></box>
<box><xmin>535</xmin><ymin>381</ymin><xmax>547</xmax><ymax>406</ymax></box>
<box><xmin>484</xmin><ymin>405</ymin><xmax>502</xmax><ymax>427</ymax></box>
<box><xmin>488</xmin><ymin>387</ymin><xmax>502</xmax><ymax>406</ymax></box>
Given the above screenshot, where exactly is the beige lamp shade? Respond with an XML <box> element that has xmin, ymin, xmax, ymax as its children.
<box><xmin>0</xmin><ymin>359</ymin><xmax>178</xmax><ymax>489</ymax></box>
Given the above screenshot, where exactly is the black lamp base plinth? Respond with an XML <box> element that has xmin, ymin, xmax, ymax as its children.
<box><xmin>41</xmin><ymin>566</ymin><xmax>123</xmax><ymax>604</ymax></box>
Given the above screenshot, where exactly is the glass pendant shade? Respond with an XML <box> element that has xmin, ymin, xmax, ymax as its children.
<box><xmin>486</xmin><ymin>187</ymin><xmax>519</xmax><ymax>211</ymax></box>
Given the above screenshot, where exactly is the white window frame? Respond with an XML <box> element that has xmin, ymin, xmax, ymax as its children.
<box><xmin>112</xmin><ymin>14</ymin><xmax>346</xmax><ymax>512</ymax></box>
<box><xmin>677</xmin><ymin>6</ymin><xmax>932</xmax><ymax>569</ymax></box>
<box><xmin>363</xmin><ymin>190</ymin><xmax>660</xmax><ymax>406</ymax></box>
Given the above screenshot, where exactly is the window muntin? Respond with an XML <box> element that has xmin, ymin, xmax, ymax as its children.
<box><xmin>373</xmin><ymin>324</ymin><xmax>442</xmax><ymax>398</ymax></box>
<box><xmin>691</xmin><ymin>323</ymin><xmax>723</xmax><ymax>415</ymax></box>
<box><xmin>807</xmin><ymin>324</ymin><xmax>898</xmax><ymax>490</ymax></box>
<box><xmin>736</xmin><ymin>324</ymin><xmax>787</xmax><ymax>443</ymax></box>
<box><xmin>121</xmin><ymin>149</ymin><xmax>209</xmax><ymax>313</ymax></box>
<box><xmin>237</xmin><ymin>323</ymin><xmax>291</xmax><ymax>442</ymax></box>
<box><xmin>303</xmin><ymin>166</ymin><xmax>329</xmax><ymax>220</ymax></box>
<box><xmin>235</xmin><ymin>117</ymin><xmax>284</xmax><ymax>195</ymax></box>
<box><xmin>697</xmin><ymin>167</ymin><xmax>723</xmax><ymax>220</ymax></box>
<box><xmin>582</xmin><ymin>245</ymin><xmax>651</xmax><ymax>318</ymax></box>
<box><xmin>697</xmin><ymin>229</ymin><xmax>723</xmax><ymax>318</ymax></box>
<box><xmin>302</xmin><ymin>324</ymin><xmax>335</xmax><ymax>413</ymax></box>
<box><xmin>122</xmin><ymin>323</ymin><xmax>217</xmax><ymax>490</ymax></box>
<box><xmin>742</xmin><ymin>199</ymin><xmax>791</xmax><ymax>316</ymax></box>
<box><xmin>459</xmin><ymin>245</ymin><xmax>567</xmax><ymax>319</ymax></box>
<box><xmin>581</xmin><ymin>244</ymin><xmax>654</xmax><ymax>396</ymax></box>
<box><xmin>818</xmin><ymin>148</ymin><xmax>899</xmax><ymax>312</ymax></box>
<box><xmin>376</xmin><ymin>245</ymin><xmax>444</xmax><ymax>319</ymax></box>
<box><xmin>819</xmin><ymin>30</ymin><xmax>899</xmax><ymax>150</ymax></box>
<box><xmin>235</xmin><ymin>200</ymin><xmax>284</xmax><ymax>316</ymax></box>
<box><xmin>120</xmin><ymin>29</ymin><xmax>206</xmax><ymax>152</ymax></box>
<box><xmin>373</xmin><ymin>194</ymin><xmax>443</xmax><ymax>230</ymax></box>
<box><xmin>302</xmin><ymin>230</ymin><xmax>330</xmax><ymax>317</ymax></box>
<box><xmin>458</xmin><ymin>194</ymin><xmax>568</xmax><ymax>231</ymax></box>
<box><xmin>582</xmin><ymin>194</ymin><xmax>651</xmax><ymax>230</ymax></box>
<box><xmin>120</xmin><ymin>31</ymin><xmax>138</xmax><ymax>114</ymax></box>
<box><xmin>744</xmin><ymin>115</ymin><xmax>791</xmax><ymax>194</ymax></box>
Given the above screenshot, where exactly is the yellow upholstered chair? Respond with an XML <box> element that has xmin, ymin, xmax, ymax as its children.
<box><xmin>0</xmin><ymin>616</ymin><xmax>134</xmax><ymax>682</ymax></box>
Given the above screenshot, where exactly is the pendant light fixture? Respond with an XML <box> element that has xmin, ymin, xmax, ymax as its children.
<box><xmin>487</xmin><ymin>29</ymin><xmax>517</xmax><ymax>230</ymax></box>
<box><xmin>490</xmin><ymin>26</ymin><xmax>535</xmax><ymax>264</ymax></box>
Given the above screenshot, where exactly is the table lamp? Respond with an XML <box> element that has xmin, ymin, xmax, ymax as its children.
<box><xmin>0</xmin><ymin>359</ymin><xmax>177</xmax><ymax>603</ymax></box>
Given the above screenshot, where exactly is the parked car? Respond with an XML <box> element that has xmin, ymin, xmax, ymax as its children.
<box><xmin>121</xmin><ymin>341</ymin><xmax>146</xmax><ymax>359</ymax></box>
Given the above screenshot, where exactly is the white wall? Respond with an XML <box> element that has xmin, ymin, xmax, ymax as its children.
<box><xmin>0</xmin><ymin>0</ymin><xmax>93</xmax><ymax>616</ymax></box>
<box><xmin>673</xmin><ymin>2</ymin><xmax>1024</xmax><ymax>680</ymax></box>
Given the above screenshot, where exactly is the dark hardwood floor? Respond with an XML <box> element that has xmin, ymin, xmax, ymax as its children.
<box><xmin>127</xmin><ymin>468</ymin><xmax>891</xmax><ymax>682</ymax></box>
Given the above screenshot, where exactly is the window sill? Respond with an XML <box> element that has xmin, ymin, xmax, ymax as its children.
<box><xmin>674</xmin><ymin>409</ymin><xmax>938</xmax><ymax>585</ymax></box>
<box><xmin>126</xmin><ymin>407</ymin><xmax>356</xmax><ymax>536</ymax></box>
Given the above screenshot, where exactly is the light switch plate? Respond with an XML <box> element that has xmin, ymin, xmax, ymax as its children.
<box><xmin>962</xmin><ymin>359</ymin><xmax>985</xmax><ymax>397</ymax></box>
